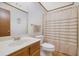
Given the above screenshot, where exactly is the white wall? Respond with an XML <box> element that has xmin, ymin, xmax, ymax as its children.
<box><xmin>27</xmin><ymin>2</ymin><xmax>44</xmax><ymax>35</ymax></box>
<box><xmin>0</xmin><ymin>3</ymin><xmax>28</xmax><ymax>35</ymax></box>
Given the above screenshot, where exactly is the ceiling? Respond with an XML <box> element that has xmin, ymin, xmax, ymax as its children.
<box><xmin>40</xmin><ymin>2</ymin><xmax>73</xmax><ymax>11</ymax></box>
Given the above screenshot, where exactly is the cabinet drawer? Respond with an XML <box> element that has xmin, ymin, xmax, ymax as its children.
<box><xmin>30</xmin><ymin>41</ymin><xmax>40</xmax><ymax>55</ymax></box>
<box><xmin>8</xmin><ymin>47</ymin><xmax>29</xmax><ymax>56</ymax></box>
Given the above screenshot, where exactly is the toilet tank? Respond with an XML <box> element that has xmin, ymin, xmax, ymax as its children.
<box><xmin>35</xmin><ymin>35</ymin><xmax>44</xmax><ymax>43</ymax></box>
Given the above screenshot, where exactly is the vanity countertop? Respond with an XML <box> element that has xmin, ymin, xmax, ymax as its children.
<box><xmin>0</xmin><ymin>36</ymin><xmax>40</xmax><ymax>56</ymax></box>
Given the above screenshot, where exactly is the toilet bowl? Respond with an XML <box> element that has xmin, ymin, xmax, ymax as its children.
<box><xmin>35</xmin><ymin>35</ymin><xmax>55</xmax><ymax>56</ymax></box>
<box><xmin>41</xmin><ymin>43</ymin><xmax>55</xmax><ymax>51</ymax></box>
<box><xmin>41</xmin><ymin>43</ymin><xmax>55</xmax><ymax>56</ymax></box>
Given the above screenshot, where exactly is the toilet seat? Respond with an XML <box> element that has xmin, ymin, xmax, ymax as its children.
<box><xmin>41</xmin><ymin>43</ymin><xmax>55</xmax><ymax>49</ymax></box>
<box><xmin>41</xmin><ymin>43</ymin><xmax>55</xmax><ymax>51</ymax></box>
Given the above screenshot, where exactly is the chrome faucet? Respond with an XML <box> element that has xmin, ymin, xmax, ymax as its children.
<box><xmin>13</xmin><ymin>36</ymin><xmax>20</xmax><ymax>40</ymax></box>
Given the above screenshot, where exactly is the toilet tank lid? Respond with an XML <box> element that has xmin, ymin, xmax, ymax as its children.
<box><xmin>41</xmin><ymin>43</ymin><xmax>55</xmax><ymax>49</ymax></box>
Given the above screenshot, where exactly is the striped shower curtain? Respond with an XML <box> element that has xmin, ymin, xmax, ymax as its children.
<box><xmin>44</xmin><ymin>5</ymin><xmax>78</xmax><ymax>56</ymax></box>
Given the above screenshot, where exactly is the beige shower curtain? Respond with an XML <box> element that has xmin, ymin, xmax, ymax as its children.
<box><xmin>44</xmin><ymin>5</ymin><xmax>78</xmax><ymax>56</ymax></box>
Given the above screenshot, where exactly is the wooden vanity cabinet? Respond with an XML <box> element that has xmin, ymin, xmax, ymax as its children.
<box><xmin>8</xmin><ymin>41</ymin><xmax>40</xmax><ymax>56</ymax></box>
<box><xmin>8</xmin><ymin>46</ymin><xmax>30</xmax><ymax>56</ymax></box>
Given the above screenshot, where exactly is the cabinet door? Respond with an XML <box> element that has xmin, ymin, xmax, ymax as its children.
<box><xmin>8</xmin><ymin>47</ymin><xmax>29</xmax><ymax>56</ymax></box>
<box><xmin>31</xmin><ymin>49</ymin><xmax>40</xmax><ymax>56</ymax></box>
<box><xmin>30</xmin><ymin>41</ymin><xmax>40</xmax><ymax>56</ymax></box>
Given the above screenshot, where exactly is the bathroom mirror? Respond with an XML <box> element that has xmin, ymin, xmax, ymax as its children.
<box><xmin>0</xmin><ymin>3</ymin><xmax>28</xmax><ymax>37</ymax></box>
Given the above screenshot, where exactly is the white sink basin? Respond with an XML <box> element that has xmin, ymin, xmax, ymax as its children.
<box><xmin>8</xmin><ymin>37</ymin><xmax>35</xmax><ymax>47</ymax></box>
<box><xmin>8</xmin><ymin>40</ymin><xmax>27</xmax><ymax>46</ymax></box>
<box><xmin>0</xmin><ymin>36</ymin><xmax>37</xmax><ymax>47</ymax></box>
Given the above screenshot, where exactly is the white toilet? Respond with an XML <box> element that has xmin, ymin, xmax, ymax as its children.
<box><xmin>35</xmin><ymin>35</ymin><xmax>55</xmax><ymax>56</ymax></box>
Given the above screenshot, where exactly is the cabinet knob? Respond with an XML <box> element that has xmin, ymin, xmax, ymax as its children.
<box><xmin>8</xmin><ymin>30</ymin><xmax>10</xmax><ymax>33</ymax></box>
